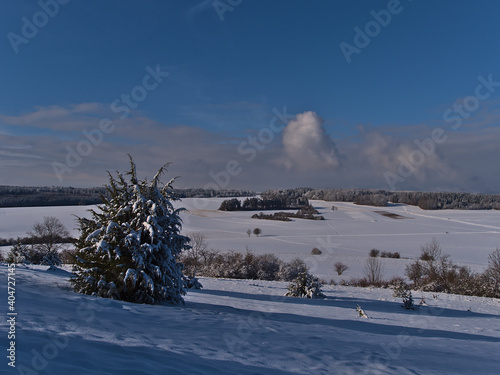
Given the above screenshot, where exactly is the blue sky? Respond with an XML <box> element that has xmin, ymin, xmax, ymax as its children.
<box><xmin>1</xmin><ymin>0</ymin><xmax>500</xmax><ymax>192</ymax></box>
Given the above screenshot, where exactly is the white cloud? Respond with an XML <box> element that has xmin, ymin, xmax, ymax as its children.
<box><xmin>281</xmin><ymin>111</ymin><xmax>343</xmax><ymax>170</ymax></box>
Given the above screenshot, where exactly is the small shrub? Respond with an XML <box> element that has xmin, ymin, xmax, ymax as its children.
<box><xmin>334</xmin><ymin>261</ymin><xmax>348</xmax><ymax>275</ymax></box>
<box><xmin>255</xmin><ymin>253</ymin><xmax>281</xmax><ymax>280</ymax></box>
<box><xmin>388</xmin><ymin>276</ymin><xmax>406</xmax><ymax>288</ymax></box>
<box><xmin>419</xmin><ymin>238</ymin><xmax>442</xmax><ymax>261</ymax></box>
<box><xmin>380</xmin><ymin>251</ymin><xmax>401</xmax><ymax>258</ymax></box>
<box><xmin>246</xmin><ymin>229</ymin><xmax>252</xmax><ymax>237</ymax></box>
<box><xmin>311</xmin><ymin>248</ymin><xmax>322</xmax><ymax>255</ymax></box>
<box><xmin>369</xmin><ymin>249</ymin><xmax>380</xmax><ymax>257</ymax></box>
<box><xmin>6</xmin><ymin>239</ymin><xmax>61</xmax><ymax>266</ymax></box>
<box><xmin>285</xmin><ymin>272</ymin><xmax>325</xmax><ymax>298</ymax></box>
<box><xmin>349</xmin><ymin>277</ymin><xmax>370</xmax><ymax>287</ymax></box>
<box><xmin>184</xmin><ymin>276</ymin><xmax>203</xmax><ymax>289</ymax></box>
<box><xmin>253</xmin><ymin>228</ymin><xmax>262</xmax><ymax>237</ymax></box>
<box><xmin>278</xmin><ymin>258</ymin><xmax>309</xmax><ymax>281</ymax></box>
<box><xmin>356</xmin><ymin>304</ymin><xmax>369</xmax><ymax>318</ymax></box>
<box><xmin>392</xmin><ymin>280</ymin><xmax>408</xmax><ymax>298</ymax></box>
<box><xmin>401</xmin><ymin>291</ymin><xmax>415</xmax><ymax>310</ymax></box>
<box><xmin>6</xmin><ymin>248</ymin><xmax>20</xmax><ymax>263</ymax></box>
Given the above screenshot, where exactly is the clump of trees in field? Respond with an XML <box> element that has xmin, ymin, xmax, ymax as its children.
<box><xmin>369</xmin><ymin>249</ymin><xmax>401</xmax><ymax>259</ymax></box>
<box><xmin>219</xmin><ymin>195</ymin><xmax>309</xmax><ymax>211</ymax></box>
<box><xmin>251</xmin><ymin>204</ymin><xmax>324</xmax><ymax>221</ymax></box>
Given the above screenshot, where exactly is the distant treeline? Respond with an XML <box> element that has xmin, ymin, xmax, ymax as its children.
<box><xmin>3</xmin><ymin>185</ymin><xmax>499</xmax><ymax>210</ymax></box>
<box><xmin>219</xmin><ymin>194</ymin><xmax>309</xmax><ymax>211</ymax></box>
<box><xmin>261</xmin><ymin>188</ymin><xmax>500</xmax><ymax>210</ymax></box>
<box><xmin>0</xmin><ymin>186</ymin><xmax>107</xmax><ymax>208</ymax></box>
<box><xmin>0</xmin><ymin>186</ymin><xmax>255</xmax><ymax>208</ymax></box>
<box><xmin>252</xmin><ymin>205</ymin><xmax>324</xmax><ymax>221</ymax></box>
<box><xmin>173</xmin><ymin>188</ymin><xmax>255</xmax><ymax>199</ymax></box>
<box><xmin>0</xmin><ymin>235</ymin><xmax>74</xmax><ymax>247</ymax></box>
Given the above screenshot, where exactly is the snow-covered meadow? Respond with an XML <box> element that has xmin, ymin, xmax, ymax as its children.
<box><xmin>3</xmin><ymin>197</ymin><xmax>498</xmax><ymax>280</ymax></box>
<box><xmin>1</xmin><ymin>198</ymin><xmax>500</xmax><ymax>374</ymax></box>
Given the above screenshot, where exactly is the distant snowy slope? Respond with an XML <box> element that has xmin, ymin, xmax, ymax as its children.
<box><xmin>1</xmin><ymin>199</ymin><xmax>499</xmax><ymax>282</ymax></box>
<box><xmin>1</xmin><ymin>264</ymin><xmax>499</xmax><ymax>374</ymax></box>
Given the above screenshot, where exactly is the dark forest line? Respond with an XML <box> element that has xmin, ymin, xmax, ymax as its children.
<box><xmin>2</xmin><ymin>185</ymin><xmax>500</xmax><ymax>210</ymax></box>
<box><xmin>0</xmin><ymin>186</ymin><xmax>255</xmax><ymax>208</ymax></box>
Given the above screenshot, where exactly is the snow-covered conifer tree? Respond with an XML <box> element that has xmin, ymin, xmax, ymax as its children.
<box><xmin>285</xmin><ymin>272</ymin><xmax>325</xmax><ymax>298</ymax></box>
<box><xmin>71</xmin><ymin>155</ymin><xmax>190</xmax><ymax>304</ymax></box>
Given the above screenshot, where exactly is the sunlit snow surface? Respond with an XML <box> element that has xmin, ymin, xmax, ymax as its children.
<box><xmin>4</xmin><ymin>197</ymin><xmax>496</xmax><ymax>279</ymax></box>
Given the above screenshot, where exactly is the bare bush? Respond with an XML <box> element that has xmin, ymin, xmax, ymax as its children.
<box><xmin>405</xmin><ymin>241</ymin><xmax>500</xmax><ymax>298</ymax></box>
<box><xmin>334</xmin><ymin>261</ymin><xmax>348</xmax><ymax>275</ymax></box>
<box><xmin>369</xmin><ymin>249</ymin><xmax>380</xmax><ymax>257</ymax></box>
<box><xmin>486</xmin><ymin>248</ymin><xmax>500</xmax><ymax>285</ymax></box>
<box><xmin>25</xmin><ymin>216</ymin><xmax>70</xmax><ymax>267</ymax></box>
<box><xmin>419</xmin><ymin>238</ymin><xmax>442</xmax><ymax>261</ymax></box>
<box><xmin>405</xmin><ymin>260</ymin><xmax>425</xmax><ymax>287</ymax></box>
<box><xmin>364</xmin><ymin>257</ymin><xmax>384</xmax><ymax>285</ymax></box>
<box><xmin>7</xmin><ymin>217</ymin><xmax>70</xmax><ymax>267</ymax></box>
<box><xmin>181</xmin><ymin>232</ymin><xmax>213</xmax><ymax>278</ymax></box>
<box><xmin>180</xmin><ymin>248</ymin><xmax>308</xmax><ymax>282</ymax></box>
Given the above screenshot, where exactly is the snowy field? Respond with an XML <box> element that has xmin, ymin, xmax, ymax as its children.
<box><xmin>1</xmin><ymin>198</ymin><xmax>500</xmax><ymax>374</ymax></box>
<box><xmin>1</xmin><ymin>264</ymin><xmax>499</xmax><ymax>374</ymax></box>
<box><xmin>2</xmin><ymin>198</ymin><xmax>499</xmax><ymax>281</ymax></box>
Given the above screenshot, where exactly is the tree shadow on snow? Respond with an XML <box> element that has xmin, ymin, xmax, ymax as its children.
<box><xmin>190</xmin><ymin>288</ymin><xmax>499</xmax><ymax>319</ymax></box>
<box><xmin>185</xmin><ymin>298</ymin><xmax>500</xmax><ymax>344</ymax></box>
